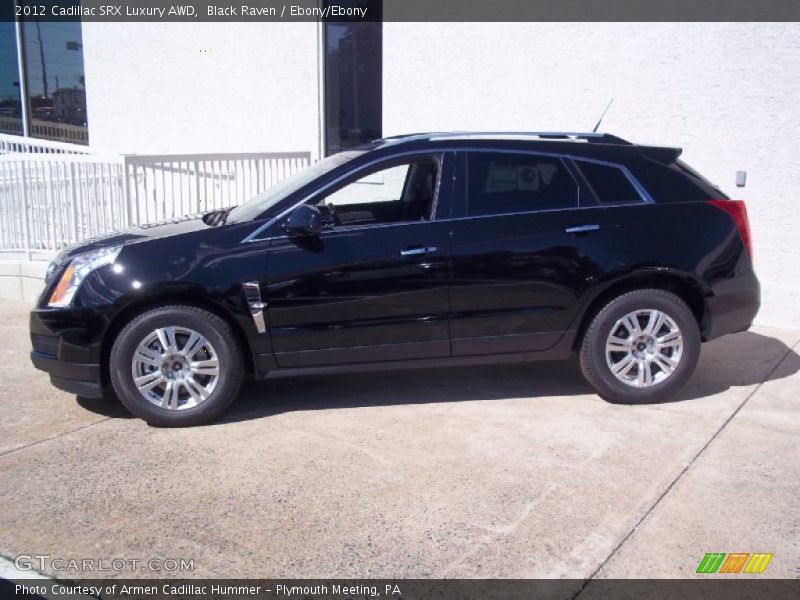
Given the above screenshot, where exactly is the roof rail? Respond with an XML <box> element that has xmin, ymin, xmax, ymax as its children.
<box><xmin>381</xmin><ymin>131</ymin><xmax>632</xmax><ymax>145</ymax></box>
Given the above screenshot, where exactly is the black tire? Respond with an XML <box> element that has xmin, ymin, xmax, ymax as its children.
<box><xmin>109</xmin><ymin>305</ymin><xmax>244</xmax><ymax>426</ymax></box>
<box><xmin>579</xmin><ymin>289</ymin><xmax>700</xmax><ymax>404</ymax></box>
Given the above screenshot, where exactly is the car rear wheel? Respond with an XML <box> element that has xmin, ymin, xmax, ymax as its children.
<box><xmin>110</xmin><ymin>305</ymin><xmax>244</xmax><ymax>426</ymax></box>
<box><xmin>579</xmin><ymin>289</ymin><xmax>700</xmax><ymax>403</ymax></box>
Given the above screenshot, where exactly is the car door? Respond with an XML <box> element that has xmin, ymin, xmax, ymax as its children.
<box><xmin>264</xmin><ymin>153</ymin><xmax>454</xmax><ymax>368</ymax></box>
<box><xmin>449</xmin><ymin>150</ymin><xmax>615</xmax><ymax>356</ymax></box>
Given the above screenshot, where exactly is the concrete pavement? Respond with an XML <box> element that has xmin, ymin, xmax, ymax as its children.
<box><xmin>0</xmin><ymin>298</ymin><xmax>797</xmax><ymax>580</ymax></box>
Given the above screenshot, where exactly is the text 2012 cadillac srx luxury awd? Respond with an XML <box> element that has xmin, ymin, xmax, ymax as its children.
<box><xmin>30</xmin><ymin>132</ymin><xmax>760</xmax><ymax>426</ymax></box>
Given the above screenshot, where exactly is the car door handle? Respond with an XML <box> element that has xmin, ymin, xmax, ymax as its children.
<box><xmin>565</xmin><ymin>224</ymin><xmax>601</xmax><ymax>234</ymax></box>
<box><xmin>400</xmin><ymin>246</ymin><xmax>438</xmax><ymax>257</ymax></box>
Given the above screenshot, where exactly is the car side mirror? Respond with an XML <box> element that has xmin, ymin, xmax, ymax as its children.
<box><xmin>285</xmin><ymin>204</ymin><xmax>324</xmax><ymax>236</ymax></box>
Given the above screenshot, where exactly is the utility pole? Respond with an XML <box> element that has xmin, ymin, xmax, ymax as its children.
<box><xmin>14</xmin><ymin>19</ymin><xmax>30</xmax><ymax>136</ymax></box>
<box><xmin>36</xmin><ymin>20</ymin><xmax>48</xmax><ymax>100</ymax></box>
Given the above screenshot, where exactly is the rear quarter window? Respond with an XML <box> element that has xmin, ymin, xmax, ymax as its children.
<box><xmin>576</xmin><ymin>160</ymin><xmax>644</xmax><ymax>205</ymax></box>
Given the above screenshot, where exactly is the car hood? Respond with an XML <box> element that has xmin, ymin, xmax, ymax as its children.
<box><xmin>53</xmin><ymin>213</ymin><xmax>212</xmax><ymax>264</ymax></box>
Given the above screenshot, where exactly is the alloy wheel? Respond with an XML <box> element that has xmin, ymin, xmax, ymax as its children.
<box><xmin>131</xmin><ymin>326</ymin><xmax>220</xmax><ymax>410</ymax></box>
<box><xmin>605</xmin><ymin>309</ymin><xmax>684</xmax><ymax>388</ymax></box>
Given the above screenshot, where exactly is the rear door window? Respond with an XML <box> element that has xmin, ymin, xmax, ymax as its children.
<box><xmin>466</xmin><ymin>153</ymin><xmax>578</xmax><ymax>217</ymax></box>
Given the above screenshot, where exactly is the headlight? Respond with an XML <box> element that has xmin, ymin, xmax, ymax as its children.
<box><xmin>48</xmin><ymin>246</ymin><xmax>122</xmax><ymax>308</ymax></box>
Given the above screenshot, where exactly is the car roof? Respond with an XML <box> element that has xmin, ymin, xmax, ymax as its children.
<box><xmin>355</xmin><ymin>131</ymin><xmax>661</xmax><ymax>162</ymax></box>
<box><xmin>380</xmin><ymin>131</ymin><xmax>629</xmax><ymax>144</ymax></box>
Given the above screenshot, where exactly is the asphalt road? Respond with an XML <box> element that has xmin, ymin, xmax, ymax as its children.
<box><xmin>1</xmin><ymin>299</ymin><xmax>798</xmax><ymax>579</ymax></box>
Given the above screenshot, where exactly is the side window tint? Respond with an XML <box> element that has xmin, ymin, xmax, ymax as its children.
<box><xmin>467</xmin><ymin>153</ymin><xmax>578</xmax><ymax>217</ymax></box>
<box><xmin>577</xmin><ymin>161</ymin><xmax>643</xmax><ymax>204</ymax></box>
<box><xmin>316</xmin><ymin>158</ymin><xmax>439</xmax><ymax>226</ymax></box>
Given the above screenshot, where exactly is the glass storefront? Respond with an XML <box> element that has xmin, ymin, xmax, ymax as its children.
<box><xmin>324</xmin><ymin>1</ymin><xmax>382</xmax><ymax>155</ymax></box>
<box><xmin>0</xmin><ymin>21</ymin><xmax>24</xmax><ymax>136</ymax></box>
<box><xmin>22</xmin><ymin>20</ymin><xmax>89</xmax><ymax>144</ymax></box>
<box><xmin>1</xmin><ymin>20</ymin><xmax>89</xmax><ymax>144</ymax></box>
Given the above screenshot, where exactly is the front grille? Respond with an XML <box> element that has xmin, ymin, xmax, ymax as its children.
<box><xmin>31</xmin><ymin>333</ymin><xmax>59</xmax><ymax>357</ymax></box>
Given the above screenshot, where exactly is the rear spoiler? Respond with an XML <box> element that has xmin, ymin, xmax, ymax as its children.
<box><xmin>639</xmin><ymin>145</ymin><xmax>683</xmax><ymax>164</ymax></box>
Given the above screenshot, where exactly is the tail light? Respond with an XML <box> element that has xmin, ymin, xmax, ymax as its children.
<box><xmin>707</xmin><ymin>199</ymin><xmax>753</xmax><ymax>262</ymax></box>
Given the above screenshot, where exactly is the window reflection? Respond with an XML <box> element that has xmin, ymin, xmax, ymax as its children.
<box><xmin>22</xmin><ymin>21</ymin><xmax>89</xmax><ymax>145</ymax></box>
<box><xmin>0</xmin><ymin>22</ymin><xmax>24</xmax><ymax>135</ymax></box>
<box><xmin>324</xmin><ymin>0</ymin><xmax>382</xmax><ymax>155</ymax></box>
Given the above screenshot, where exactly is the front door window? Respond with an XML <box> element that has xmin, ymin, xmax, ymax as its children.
<box><xmin>316</xmin><ymin>158</ymin><xmax>439</xmax><ymax>227</ymax></box>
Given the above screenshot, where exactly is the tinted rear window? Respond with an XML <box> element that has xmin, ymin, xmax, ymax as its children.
<box><xmin>674</xmin><ymin>160</ymin><xmax>728</xmax><ymax>199</ymax></box>
<box><xmin>577</xmin><ymin>160</ymin><xmax>643</xmax><ymax>205</ymax></box>
<box><xmin>627</xmin><ymin>157</ymin><xmax>727</xmax><ymax>204</ymax></box>
<box><xmin>467</xmin><ymin>153</ymin><xmax>578</xmax><ymax>216</ymax></box>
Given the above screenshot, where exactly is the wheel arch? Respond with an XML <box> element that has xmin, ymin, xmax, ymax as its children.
<box><xmin>100</xmin><ymin>291</ymin><xmax>255</xmax><ymax>386</ymax></box>
<box><xmin>574</xmin><ymin>269</ymin><xmax>710</xmax><ymax>350</ymax></box>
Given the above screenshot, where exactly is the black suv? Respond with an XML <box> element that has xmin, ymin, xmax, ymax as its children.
<box><xmin>30</xmin><ymin>132</ymin><xmax>759</xmax><ymax>426</ymax></box>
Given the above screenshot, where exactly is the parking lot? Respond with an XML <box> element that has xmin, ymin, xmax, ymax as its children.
<box><xmin>1</xmin><ymin>298</ymin><xmax>798</xmax><ymax>579</ymax></box>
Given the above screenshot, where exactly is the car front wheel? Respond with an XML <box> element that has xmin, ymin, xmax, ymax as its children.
<box><xmin>579</xmin><ymin>289</ymin><xmax>700</xmax><ymax>403</ymax></box>
<box><xmin>109</xmin><ymin>305</ymin><xmax>244</xmax><ymax>426</ymax></box>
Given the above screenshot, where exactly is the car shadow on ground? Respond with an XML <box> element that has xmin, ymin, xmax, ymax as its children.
<box><xmin>76</xmin><ymin>394</ymin><xmax>132</xmax><ymax>418</ymax></box>
<box><xmin>216</xmin><ymin>330</ymin><xmax>799</xmax><ymax>424</ymax></box>
<box><xmin>78</xmin><ymin>330</ymin><xmax>799</xmax><ymax>425</ymax></box>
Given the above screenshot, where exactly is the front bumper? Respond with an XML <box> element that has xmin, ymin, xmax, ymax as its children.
<box><xmin>30</xmin><ymin>352</ymin><xmax>104</xmax><ymax>398</ymax></box>
<box><xmin>29</xmin><ymin>308</ymin><xmax>108</xmax><ymax>399</ymax></box>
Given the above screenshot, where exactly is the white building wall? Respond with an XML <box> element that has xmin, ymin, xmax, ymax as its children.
<box><xmin>81</xmin><ymin>22</ymin><xmax>321</xmax><ymax>156</ymax></box>
<box><xmin>384</xmin><ymin>22</ymin><xmax>800</xmax><ymax>329</ymax></box>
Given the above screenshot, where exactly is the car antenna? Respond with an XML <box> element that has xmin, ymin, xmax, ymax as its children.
<box><xmin>592</xmin><ymin>98</ymin><xmax>614</xmax><ymax>133</ymax></box>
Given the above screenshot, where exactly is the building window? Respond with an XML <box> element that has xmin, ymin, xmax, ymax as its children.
<box><xmin>0</xmin><ymin>19</ymin><xmax>89</xmax><ymax>145</ymax></box>
<box><xmin>324</xmin><ymin>1</ymin><xmax>382</xmax><ymax>155</ymax></box>
<box><xmin>0</xmin><ymin>22</ymin><xmax>24</xmax><ymax>136</ymax></box>
<box><xmin>22</xmin><ymin>20</ymin><xmax>89</xmax><ymax>144</ymax></box>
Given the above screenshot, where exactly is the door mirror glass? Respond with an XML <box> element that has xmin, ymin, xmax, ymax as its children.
<box><xmin>285</xmin><ymin>204</ymin><xmax>324</xmax><ymax>236</ymax></box>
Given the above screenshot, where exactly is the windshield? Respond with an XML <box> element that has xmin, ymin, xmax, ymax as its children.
<box><xmin>226</xmin><ymin>151</ymin><xmax>362</xmax><ymax>223</ymax></box>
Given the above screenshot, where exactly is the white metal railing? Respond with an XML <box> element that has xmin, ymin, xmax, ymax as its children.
<box><xmin>29</xmin><ymin>119</ymin><xmax>90</xmax><ymax>146</ymax></box>
<box><xmin>0</xmin><ymin>134</ymin><xmax>312</xmax><ymax>257</ymax></box>
<box><xmin>0</xmin><ymin>132</ymin><xmax>93</xmax><ymax>155</ymax></box>
<box><xmin>125</xmin><ymin>152</ymin><xmax>311</xmax><ymax>224</ymax></box>
<box><xmin>0</xmin><ymin>154</ymin><xmax>126</xmax><ymax>254</ymax></box>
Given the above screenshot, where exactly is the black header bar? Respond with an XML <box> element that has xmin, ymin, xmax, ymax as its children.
<box><xmin>5</xmin><ymin>0</ymin><xmax>800</xmax><ymax>22</ymax></box>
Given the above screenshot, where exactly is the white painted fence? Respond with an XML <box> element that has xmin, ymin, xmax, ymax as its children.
<box><xmin>0</xmin><ymin>134</ymin><xmax>312</xmax><ymax>258</ymax></box>
<box><xmin>0</xmin><ymin>132</ymin><xmax>93</xmax><ymax>155</ymax></box>
<box><xmin>0</xmin><ymin>154</ymin><xmax>126</xmax><ymax>255</ymax></box>
<box><xmin>125</xmin><ymin>152</ymin><xmax>311</xmax><ymax>225</ymax></box>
